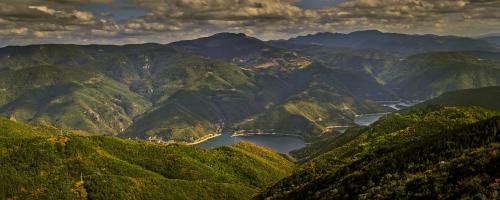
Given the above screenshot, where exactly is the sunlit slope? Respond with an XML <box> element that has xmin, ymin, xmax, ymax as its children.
<box><xmin>0</xmin><ymin>65</ymin><xmax>151</xmax><ymax>135</ymax></box>
<box><xmin>0</xmin><ymin>117</ymin><xmax>294</xmax><ymax>199</ymax></box>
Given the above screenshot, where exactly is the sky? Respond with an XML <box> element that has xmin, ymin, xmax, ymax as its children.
<box><xmin>1</xmin><ymin>0</ymin><xmax>500</xmax><ymax>46</ymax></box>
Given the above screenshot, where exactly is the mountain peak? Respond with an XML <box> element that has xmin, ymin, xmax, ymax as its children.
<box><xmin>348</xmin><ymin>29</ymin><xmax>383</xmax><ymax>35</ymax></box>
<box><xmin>211</xmin><ymin>32</ymin><xmax>248</xmax><ymax>38</ymax></box>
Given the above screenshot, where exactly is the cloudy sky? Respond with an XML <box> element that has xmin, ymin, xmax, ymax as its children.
<box><xmin>1</xmin><ymin>0</ymin><xmax>500</xmax><ymax>46</ymax></box>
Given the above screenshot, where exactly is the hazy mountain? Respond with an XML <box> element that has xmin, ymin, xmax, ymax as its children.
<box><xmin>235</xmin><ymin>65</ymin><xmax>392</xmax><ymax>139</ymax></box>
<box><xmin>171</xmin><ymin>33</ymin><xmax>397</xmax><ymax>100</ymax></box>
<box><xmin>382</xmin><ymin>52</ymin><xmax>500</xmax><ymax>99</ymax></box>
<box><xmin>270</xmin><ymin>39</ymin><xmax>500</xmax><ymax>100</ymax></box>
<box><xmin>418</xmin><ymin>86</ymin><xmax>500</xmax><ymax>109</ymax></box>
<box><xmin>0</xmin><ymin>38</ymin><xmax>391</xmax><ymax>142</ymax></box>
<box><xmin>480</xmin><ymin>36</ymin><xmax>500</xmax><ymax>46</ymax></box>
<box><xmin>1</xmin><ymin>32</ymin><xmax>498</xmax><ymax>143</ymax></box>
<box><xmin>169</xmin><ymin>32</ymin><xmax>314</xmax><ymax>72</ymax></box>
<box><xmin>281</xmin><ymin>30</ymin><xmax>498</xmax><ymax>55</ymax></box>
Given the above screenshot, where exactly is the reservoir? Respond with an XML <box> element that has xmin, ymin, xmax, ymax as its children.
<box><xmin>196</xmin><ymin>133</ymin><xmax>306</xmax><ymax>154</ymax></box>
<box><xmin>198</xmin><ymin>111</ymin><xmax>392</xmax><ymax>154</ymax></box>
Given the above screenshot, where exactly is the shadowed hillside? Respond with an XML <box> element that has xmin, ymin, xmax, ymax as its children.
<box><xmin>257</xmin><ymin>106</ymin><xmax>500</xmax><ymax>199</ymax></box>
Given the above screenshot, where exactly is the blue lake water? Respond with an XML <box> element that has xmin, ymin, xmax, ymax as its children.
<box><xmin>198</xmin><ymin>112</ymin><xmax>391</xmax><ymax>153</ymax></box>
<box><xmin>196</xmin><ymin>134</ymin><xmax>306</xmax><ymax>154</ymax></box>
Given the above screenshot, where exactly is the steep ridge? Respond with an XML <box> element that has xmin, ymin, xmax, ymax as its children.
<box><xmin>383</xmin><ymin>52</ymin><xmax>500</xmax><ymax>99</ymax></box>
<box><xmin>169</xmin><ymin>32</ymin><xmax>312</xmax><ymax>71</ymax></box>
<box><xmin>257</xmin><ymin>106</ymin><xmax>500</xmax><ymax>199</ymax></box>
<box><xmin>0</xmin><ymin>44</ymin><xmax>271</xmax><ymax>140</ymax></box>
<box><xmin>235</xmin><ymin>64</ymin><xmax>391</xmax><ymax>139</ymax></box>
<box><xmin>272</xmin><ymin>39</ymin><xmax>500</xmax><ymax>100</ymax></box>
<box><xmin>0</xmin><ymin>35</ymin><xmax>393</xmax><ymax>142</ymax></box>
<box><xmin>164</xmin><ymin>33</ymin><xmax>396</xmax><ymax>140</ymax></box>
<box><xmin>418</xmin><ymin>86</ymin><xmax>500</xmax><ymax>109</ymax></box>
<box><xmin>0</xmin><ymin>65</ymin><xmax>151</xmax><ymax>135</ymax></box>
<box><xmin>0</xmin><ymin>117</ymin><xmax>294</xmax><ymax>199</ymax></box>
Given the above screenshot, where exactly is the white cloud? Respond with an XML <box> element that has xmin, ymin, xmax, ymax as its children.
<box><xmin>28</xmin><ymin>5</ymin><xmax>57</xmax><ymax>15</ymax></box>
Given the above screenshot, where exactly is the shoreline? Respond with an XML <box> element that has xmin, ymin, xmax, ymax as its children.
<box><xmin>186</xmin><ymin>133</ymin><xmax>222</xmax><ymax>145</ymax></box>
<box><xmin>231</xmin><ymin>131</ymin><xmax>305</xmax><ymax>139</ymax></box>
<box><xmin>354</xmin><ymin>112</ymin><xmax>391</xmax><ymax>117</ymax></box>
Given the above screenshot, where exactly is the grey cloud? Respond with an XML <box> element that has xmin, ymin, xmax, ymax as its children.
<box><xmin>135</xmin><ymin>0</ymin><xmax>317</xmax><ymax>20</ymax></box>
<box><xmin>1</xmin><ymin>0</ymin><xmax>500</xmax><ymax>46</ymax></box>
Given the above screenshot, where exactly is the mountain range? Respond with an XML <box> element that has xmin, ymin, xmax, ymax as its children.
<box><xmin>1</xmin><ymin>30</ymin><xmax>500</xmax><ymax>199</ymax></box>
<box><xmin>0</xmin><ymin>30</ymin><xmax>499</xmax><ymax>143</ymax></box>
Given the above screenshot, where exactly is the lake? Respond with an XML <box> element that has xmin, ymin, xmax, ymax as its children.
<box><xmin>196</xmin><ymin>133</ymin><xmax>306</xmax><ymax>154</ymax></box>
<box><xmin>198</xmin><ymin>111</ymin><xmax>392</xmax><ymax>154</ymax></box>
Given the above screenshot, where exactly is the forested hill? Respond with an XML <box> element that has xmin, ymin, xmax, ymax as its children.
<box><xmin>0</xmin><ymin>117</ymin><xmax>294</xmax><ymax>199</ymax></box>
<box><xmin>418</xmin><ymin>86</ymin><xmax>500</xmax><ymax>109</ymax></box>
<box><xmin>257</xmin><ymin>106</ymin><xmax>500</xmax><ymax>199</ymax></box>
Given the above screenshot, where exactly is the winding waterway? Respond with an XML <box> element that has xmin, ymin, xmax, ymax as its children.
<box><xmin>196</xmin><ymin>133</ymin><xmax>306</xmax><ymax>154</ymax></box>
<box><xmin>197</xmin><ymin>113</ymin><xmax>386</xmax><ymax>154</ymax></box>
<box><xmin>198</xmin><ymin>100</ymin><xmax>417</xmax><ymax>154</ymax></box>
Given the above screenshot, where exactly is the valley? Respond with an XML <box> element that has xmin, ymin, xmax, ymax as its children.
<box><xmin>1</xmin><ymin>29</ymin><xmax>500</xmax><ymax>199</ymax></box>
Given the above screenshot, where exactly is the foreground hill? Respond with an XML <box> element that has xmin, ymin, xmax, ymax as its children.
<box><xmin>257</xmin><ymin>106</ymin><xmax>500</xmax><ymax>199</ymax></box>
<box><xmin>419</xmin><ymin>86</ymin><xmax>500</xmax><ymax>109</ymax></box>
<box><xmin>0</xmin><ymin>117</ymin><xmax>294</xmax><ymax>199</ymax></box>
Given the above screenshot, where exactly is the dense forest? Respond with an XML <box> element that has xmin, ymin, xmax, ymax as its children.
<box><xmin>257</xmin><ymin>106</ymin><xmax>500</xmax><ymax>199</ymax></box>
<box><xmin>0</xmin><ymin>117</ymin><xmax>294</xmax><ymax>199</ymax></box>
<box><xmin>0</xmin><ymin>25</ymin><xmax>500</xmax><ymax>199</ymax></box>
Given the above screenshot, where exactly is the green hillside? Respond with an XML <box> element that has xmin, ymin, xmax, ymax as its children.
<box><xmin>235</xmin><ymin>66</ymin><xmax>390</xmax><ymax>139</ymax></box>
<box><xmin>0</xmin><ymin>66</ymin><xmax>151</xmax><ymax>135</ymax></box>
<box><xmin>257</xmin><ymin>106</ymin><xmax>500</xmax><ymax>199</ymax></box>
<box><xmin>169</xmin><ymin>32</ymin><xmax>313</xmax><ymax>72</ymax></box>
<box><xmin>269</xmin><ymin>41</ymin><xmax>401</xmax><ymax>83</ymax></box>
<box><xmin>383</xmin><ymin>52</ymin><xmax>500</xmax><ymax>99</ymax></box>
<box><xmin>419</xmin><ymin>86</ymin><xmax>500</xmax><ymax>109</ymax></box>
<box><xmin>0</xmin><ymin>117</ymin><xmax>294</xmax><ymax>199</ymax></box>
<box><xmin>0</xmin><ymin>44</ymin><xmax>266</xmax><ymax>140</ymax></box>
<box><xmin>0</xmin><ymin>42</ymin><xmax>390</xmax><ymax>142</ymax></box>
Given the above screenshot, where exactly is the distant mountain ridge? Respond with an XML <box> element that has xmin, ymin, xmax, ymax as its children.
<box><xmin>1</xmin><ymin>30</ymin><xmax>500</xmax><ymax>142</ymax></box>
<box><xmin>480</xmin><ymin>36</ymin><xmax>500</xmax><ymax>46</ymax></box>
<box><xmin>0</xmin><ymin>35</ymin><xmax>391</xmax><ymax>142</ymax></box>
<box><xmin>280</xmin><ymin>30</ymin><xmax>498</xmax><ymax>55</ymax></box>
<box><xmin>383</xmin><ymin>52</ymin><xmax>500</xmax><ymax>99</ymax></box>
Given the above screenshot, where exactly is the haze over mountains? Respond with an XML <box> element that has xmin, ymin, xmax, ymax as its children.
<box><xmin>0</xmin><ymin>30</ymin><xmax>499</xmax><ymax>142</ymax></box>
